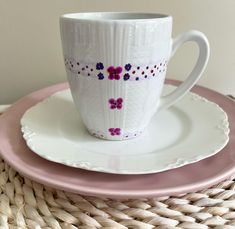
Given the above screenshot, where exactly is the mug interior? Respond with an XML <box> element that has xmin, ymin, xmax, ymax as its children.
<box><xmin>61</xmin><ymin>12</ymin><xmax>170</xmax><ymax>21</ymax></box>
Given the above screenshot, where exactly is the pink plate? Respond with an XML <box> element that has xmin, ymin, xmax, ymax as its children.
<box><xmin>0</xmin><ymin>80</ymin><xmax>235</xmax><ymax>199</ymax></box>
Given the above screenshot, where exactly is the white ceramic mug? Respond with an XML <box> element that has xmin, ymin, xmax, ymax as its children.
<box><xmin>60</xmin><ymin>12</ymin><xmax>210</xmax><ymax>140</ymax></box>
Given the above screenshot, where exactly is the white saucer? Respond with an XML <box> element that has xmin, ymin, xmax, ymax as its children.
<box><xmin>20</xmin><ymin>85</ymin><xmax>229</xmax><ymax>174</ymax></box>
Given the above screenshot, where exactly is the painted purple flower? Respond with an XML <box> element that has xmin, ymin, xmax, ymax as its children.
<box><xmin>125</xmin><ymin>63</ymin><xmax>132</xmax><ymax>71</ymax></box>
<box><xmin>109</xmin><ymin>128</ymin><xmax>121</xmax><ymax>136</ymax></box>
<box><xmin>123</xmin><ymin>73</ymin><xmax>130</xmax><ymax>81</ymax></box>
<box><xmin>96</xmin><ymin>62</ymin><xmax>104</xmax><ymax>70</ymax></box>
<box><xmin>107</xmin><ymin>66</ymin><xmax>122</xmax><ymax>80</ymax></box>
<box><xmin>109</xmin><ymin>98</ymin><xmax>123</xmax><ymax>109</ymax></box>
<box><xmin>97</xmin><ymin>72</ymin><xmax>104</xmax><ymax>80</ymax></box>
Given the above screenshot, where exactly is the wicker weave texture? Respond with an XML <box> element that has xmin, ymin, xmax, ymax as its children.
<box><xmin>0</xmin><ymin>158</ymin><xmax>235</xmax><ymax>229</ymax></box>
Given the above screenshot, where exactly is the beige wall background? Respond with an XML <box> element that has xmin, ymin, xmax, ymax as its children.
<box><xmin>0</xmin><ymin>0</ymin><xmax>234</xmax><ymax>104</ymax></box>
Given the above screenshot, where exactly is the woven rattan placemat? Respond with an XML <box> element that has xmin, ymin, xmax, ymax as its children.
<box><xmin>0</xmin><ymin>160</ymin><xmax>235</xmax><ymax>228</ymax></box>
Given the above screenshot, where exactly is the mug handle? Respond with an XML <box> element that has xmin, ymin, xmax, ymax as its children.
<box><xmin>158</xmin><ymin>30</ymin><xmax>210</xmax><ymax>111</ymax></box>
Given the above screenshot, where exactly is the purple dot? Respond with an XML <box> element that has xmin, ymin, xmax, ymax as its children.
<box><xmin>137</xmin><ymin>66</ymin><xmax>140</xmax><ymax>70</ymax></box>
<box><xmin>77</xmin><ymin>62</ymin><xmax>79</xmax><ymax>65</ymax></box>
<box><xmin>117</xmin><ymin>98</ymin><xmax>123</xmax><ymax>103</ymax></box>
<box><xmin>145</xmin><ymin>75</ymin><xmax>147</xmax><ymax>78</ymax></box>
<box><xmin>71</xmin><ymin>64</ymin><xmax>74</xmax><ymax>67</ymax></box>
<box><xmin>88</xmin><ymin>73</ymin><xmax>90</xmax><ymax>76</ymax></box>
<box><xmin>109</xmin><ymin>75</ymin><xmax>114</xmax><ymax>80</ymax></box>
<box><xmin>115</xmin><ymin>75</ymin><xmax>120</xmax><ymax>80</ymax></box>
<box><xmin>98</xmin><ymin>72</ymin><xmax>104</xmax><ymax>80</ymax></box>
<box><xmin>116</xmin><ymin>129</ymin><xmax>121</xmax><ymax>135</ymax></box>
<box><xmin>154</xmin><ymin>65</ymin><xmax>157</xmax><ymax>68</ymax></box>
<box><xmin>146</xmin><ymin>66</ymin><xmax>149</xmax><ymax>69</ymax></box>
<box><xmin>136</xmin><ymin>77</ymin><xmax>139</xmax><ymax>81</ymax></box>
<box><xmin>125</xmin><ymin>64</ymin><xmax>132</xmax><ymax>71</ymax></box>
<box><xmin>78</xmin><ymin>71</ymin><xmax>80</xmax><ymax>74</ymax></box>
<box><xmin>82</xmin><ymin>68</ymin><xmax>85</xmax><ymax>71</ymax></box>
<box><xmin>91</xmin><ymin>69</ymin><xmax>93</xmax><ymax>71</ymax></box>
<box><xmin>86</xmin><ymin>66</ymin><xmax>88</xmax><ymax>68</ymax></box>
<box><xmin>96</xmin><ymin>62</ymin><xmax>104</xmax><ymax>70</ymax></box>
<box><xmin>123</xmin><ymin>73</ymin><xmax>130</xmax><ymax>81</ymax></box>
<box><xmin>109</xmin><ymin>98</ymin><xmax>115</xmax><ymax>103</ymax></box>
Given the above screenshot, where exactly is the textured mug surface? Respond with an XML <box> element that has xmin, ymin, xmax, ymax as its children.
<box><xmin>60</xmin><ymin>12</ymin><xmax>210</xmax><ymax>140</ymax></box>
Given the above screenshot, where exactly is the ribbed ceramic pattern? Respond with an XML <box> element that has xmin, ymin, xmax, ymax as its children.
<box><xmin>60</xmin><ymin>16</ymin><xmax>172</xmax><ymax>140</ymax></box>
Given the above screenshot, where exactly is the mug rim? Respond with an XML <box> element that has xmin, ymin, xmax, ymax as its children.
<box><xmin>60</xmin><ymin>12</ymin><xmax>172</xmax><ymax>22</ymax></box>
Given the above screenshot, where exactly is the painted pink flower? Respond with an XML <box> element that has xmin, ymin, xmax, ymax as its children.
<box><xmin>107</xmin><ymin>66</ymin><xmax>122</xmax><ymax>80</ymax></box>
<box><xmin>109</xmin><ymin>98</ymin><xmax>123</xmax><ymax>109</ymax></box>
<box><xmin>109</xmin><ymin>128</ymin><xmax>121</xmax><ymax>136</ymax></box>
